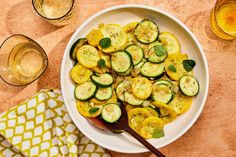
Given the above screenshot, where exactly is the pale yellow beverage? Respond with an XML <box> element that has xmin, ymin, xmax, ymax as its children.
<box><xmin>211</xmin><ymin>0</ymin><xmax>236</xmax><ymax>40</ymax></box>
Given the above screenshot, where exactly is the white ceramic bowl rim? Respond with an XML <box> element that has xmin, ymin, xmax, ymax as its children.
<box><xmin>61</xmin><ymin>4</ymin><xmax>209</xmax><ymax>153</ymax></box>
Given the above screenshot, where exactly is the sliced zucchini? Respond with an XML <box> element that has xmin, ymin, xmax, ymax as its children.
<box><xmin>128</xmin><ymin>108</ymin><xmax>152</xmax><ymax>131</ymax></box>
<box><xmin>155</xmin><ymin>79</ymin><xmax>174</xmax><ymax>88</ymax></box>
<box><xmin>74</xmin><ymin>82</ymin><xmax>97</xmax><ymax>101</ymax></box>
<box><xmin>168</xmin><ymin>91</ymin><xmax>193</xmax><ymax>115</ymax></box>
<box><xmin>101</xmin><ymin>103</ymin><xmax>121</xmax><ymax>123</ymax></box>
<box><xmin>143</xmin><ymin>107</ymin><xmax>159</xmax><ymax>117</ymax></box>
<box><xmin>76</xmin><ymin>101</ymin><xmax>102</xmax><ymax>118</ymax></box>
<box><xmin>124</xmin><ymin>92</ymin><xmax>143</xmax><ymax>106</ymax></box>
<box><xmin>131</xmin><ymin>77</ymin><xmax>152</xmax><ymax>99</ymax></box>
<box><xmin>70</xmin><ymin>64</ymin><xmax>92</xmax><ymax>84</ymax></box>
<box><xmin>77</xmin><ymin>45</ymin><xmax>100</xmax><ymax>68</ymax></box>
<box><xmin>147</xmin><ymin>45</ymin><xmax>167</xmax><ymax>63</ymax></box>
<box><xmin>116</xmin><ymin>81</ymin><xmax>130</xmax><ymax>101</ymax></box>
<box><xmin>98</xmin><ymin>24</ymin><xmax>127</xmax><ymax>53</ymax></box>
<box><xmin>86</xmin><ymin>29</ymin><xmax>103</xmax><ymax>46</ymax></box>
<box><xmin>70</xmin><ymin>38</ymin><xmax>88</xmax><ymax>60</ymax></box>
<box><xmin>152</xmin><ymin>83</ymin><xmax>174</xmax><ymax>104</ymax></box>
<box><xmin>134</xmin><ymin>19</ymin><xmax>159</xmax><ymax>44</ymax></box>
<box><xmin>125</xmin><ymin>44</ymin><xmax>144</xmax><ymax>65</ymax></box>
<box><xmin>95</xmin><ymin>87</ymin><xmax>113</xmax><ymax>101</ymax></box>
<box><xmin>152</xmin><ymin>101</ymin><xmax>177</xmax><ymax>124</ymax></box>
<box><xmin>111</xmin><ymin>51</ymin><xmax>132</xmax><ymax>73</ymax></box>
<box><xmin>139</xmin><ymin>117</ymin><xmax>164</xmax><ymax>139</ymax></box>
<box><xmin>164</xmin><ymin>54</ymin><xmax>193</xmax><ymax>80</ymax></box>
<box><xmin>158</xmin><ymin>32</ymin><xmax>180</xmax><ymax>55</ymax></box>
<box><xmin>91</xmin><ymin>73</ymin><xmax>113</xmax><ymax>87</ymax></box>
<box><xmin>179</xmin><ymin>75</ymin><xmax>199</xmax><ymax>96</ymax></box>
<box><xmin>140</xmin><ymin>62</ymin><xmax>165</xmax><ymax>78</ymax></box>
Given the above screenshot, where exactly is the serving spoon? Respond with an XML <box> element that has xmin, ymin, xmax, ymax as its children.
<box><xmin>89</xmin><ymin>102</ymin><xmax>166</xmax><ymax>157</ymax></box>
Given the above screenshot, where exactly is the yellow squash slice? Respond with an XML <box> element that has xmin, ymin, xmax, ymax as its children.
<box><xmin>70</xmin><ymin>64</ymin><xmax>92</xmax><ymax>84</ymax></box>
<box><xmin>98</xmin><ymin>50</ymin><xmax>111</xmax><ymax>68</ymax></box>
<box><xmin>106</xmin><ymin>89</ymin><xmax>117</xmax><ymax>103</ymax></box>
<box><xmin>86</xmin><ymin>29</ymin><xmax>103</xmax><ymax>46</ymax></box>
<box><xmin>125</xmin><ymin>104</ymin><xmax>137</xmax><ymax>112</ymax></box>
<box><xmin>168</xmin><ymin>91</ymin><xmax>193</xmax><ymax>115</ymax></box>
<box><xmin>90</xmin><ymin>98</ymin><xmax>106</xmax><ymax>104</ymax></box>
<box><xmin>76</xmin><ymin>101</ymin><xmax>102</xmax><ymax>118</ymax></box>
<box><xmin>139</xmin><ymin>117</ymin><xmax>164</xmax><ymax>139</ymax></box>
<box><xmin>131</xmin><ymin>77</ymin><xmax>152</xmax><ymax>99</ymax></box>
<box><xmin>122</xmin><ymin>22</ymin><xmax>138</xmax><ymax>45</ymax></box>
<box><xmin>128</xmin><ymin>108</ymin><xmax>152</xmax><ymax>131</ymax></box>
<box><xmin>98</xmin><ymin>24</ymin><xmax>127</xmax><ymax>53</ymax></box>
<box><xmin>158</xmin><ymin>32</ymin><xmax>180</xmax><ymax>54</ymax></box>
<box><xmin>164</xmin><ymin>53</ymin><xmax>193</xmax><ymax>80</ymax></box>
<box><xmin>77</xmin><ymin>45</ymin><xmax>100</xmax><ymax>68</ymax></box>
<box><xmin>152</xmin><ymin>101</ymin><xmax>177</xmax><ymax>124</ymax></box>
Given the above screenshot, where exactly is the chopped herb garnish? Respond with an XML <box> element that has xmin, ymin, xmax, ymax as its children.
<box><xmin>99</xmin><ymin>37</ymin><xmax>111</xmax><ymax>48</ymax></box>
<box><xmin>154</xmin><ymin>45</ymin><xmax>166</xmax><ymax>56</ymax></box>
<box><xmin>183</xmin><ymin>59</ymin><xmax>196</xmax><ymax>72</ymax></box>
<box><xmin>89</xmin><ymin>107</ymin><xmax>100</xmax><ymax>115</ymax></box>
<box><xmin>152</xmin><ymin>129</ymin><xmax>164</xmax><ymax>138</ymax></box>
<box><xmin>168</xmin><ymin>65</ymin><xmax>176</xmax><ymax>72</ymax></box>
<box><xmin>98</xmin><ymin>59</ymin><xmax>106</xmax><ymax>67</ymax></box>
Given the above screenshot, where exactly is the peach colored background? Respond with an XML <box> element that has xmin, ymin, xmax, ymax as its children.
<box><xmin>0</xmin><ymin>0</ymin><xmax>236</xmax><ymax>157</ymax></box>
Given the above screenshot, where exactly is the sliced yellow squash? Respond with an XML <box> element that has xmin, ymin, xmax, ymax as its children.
<box><xmin>77</xmin><ymin>45</ymin><xmax>100</xmax><ymax>68</ymax></box>
<box><xmin>159</xmin><ymin>32</ymin><xmax>180</xmax><ymax>54</ymax></box>
<box><xmin>122</xmin><ymin>22</ymin><xmax>138</xmax><ymax>45</ymax></box>
<box><xmin>168</xmin><ymin>91</ymin><xmax>193</xmax><ymax>115</ymax></box>
<box><xmin>164</xmin><ymin>53</ymin><xmax>193</xmax><ymax>80</ymax></box>
<box><xmin>76</xmin><ymin>101</ymin><xmax>102</xmax><ymax>118</ymax></box>
<box><xmin>131</xmin><ymin>77</ymin><xmax>152</xmax><ymax>99</ymax></box>
<box><xmin>125</xmin><ymin>104</ymin><xmax>137</xmax><ymax>112</ymax></box>
<box><xmin>128</xmin><ymin>108</ymin><xmax>152</xmax><ymax>131</ymax></box>
<box><xmin>90</xmin><ymin>98</ymin><xmax>106</xmax><ymax>104</ymax></box>
<box><xmin>98</xmin><ymin>50</ymin><xmax>111</xmax><ymax>68</ymax></box>
<box><xmin>98</xmin><ymin>24</ymin><xmax>127</xmax><ymax>53</ymax></box>
<box><xmin>106</xmin><ymin>89</ymin><xmax>117</xmax><ymax>103</ymax></box>
<box><xmin>152</xmin><ymin>101</ymin><xmax>177</xmax><ymax>124</ymax></box>
<box><xmin>139</xmin><ymin>117</ymin><xmax>164</xmax><ymax>139</ymax></box>
<box><xmin>70</xmin><ymin>64</ymin><xmax>92</xmax><ymax>84</ymax></box>
<box><xmin>86</xmin><ymin>29</ymin><xmax>103</xmax><ymax>46</ymax></box>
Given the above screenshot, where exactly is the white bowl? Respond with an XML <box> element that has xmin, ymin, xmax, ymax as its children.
<box><xmin>61</xmin><ymin>4</ymin><xmax>209</xmax><ymax>153</ymax></box>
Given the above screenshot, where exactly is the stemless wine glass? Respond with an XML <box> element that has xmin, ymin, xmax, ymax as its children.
<box><xmin>32</xmin><ymin>0</ymin><xmax>75</xmax><ymax>26</ymax></box>
<box><xmin>210</xmin><ymin>0</ymin><xmax>236</xmax><ymax>40</ymax></box>
<box><xmin>0</xmin><ymin>35</ymin><xmax>48</xmax><ymax>86</ymax></box>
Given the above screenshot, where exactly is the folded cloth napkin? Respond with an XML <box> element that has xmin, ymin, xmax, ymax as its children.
<box><xmin>0</xmin><ymin>89</ymin><xmax>111</xmax><ymax>157</ymax></box>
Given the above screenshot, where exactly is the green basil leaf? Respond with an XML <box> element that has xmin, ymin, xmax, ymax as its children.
<box><xmin>154</xmin><ymin>45</ymin><xmax>166</xmax><ymax>56</ymax></box>
<box><xmin>89</xmin><ymin>108</ymin><xmax>100</xmax><ymax>115</ymax></box>
<box><xmin>183</xmin><ymin>59</ymin><xmax>196</xmax><ymax>72</ymax></box>
<box><xmin>99</xmin><ymin>38</ymin><xmax>111</xmax><ymax>48</ymax></box>
<box><xmin>98</xmin><ymin>59</ymin><xmax>106</xmax><ymax>67</ymax></box>
<box><xmin>152</xmin><ymin>129</ymin><xmax>164</xmax><ymax>138</ymax></box>
<box><xmin>168</xmin><ymin>65</ymin><xmax>176</xmax><ymax>72</ymax></box>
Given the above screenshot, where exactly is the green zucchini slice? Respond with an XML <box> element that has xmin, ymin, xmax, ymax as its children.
<box><xmin>91</xmin><ymin>73</ymin><xmax>113</xmax><ymax>88</ymax></box>
<box><xmin>152</xmin><ymin>83</ymin><xmax>174</xmax><ymax>104</ymax></box>
<box><xmin>141</xmin><ymin>62</ymin><xmax>165</xmax><ymax>78</ymax></box>
<box><xmin>111</xmin><ymin>51</ymin><xmax>132</xmax><ymax>73</ymax></box>
<box><xmin>101</xmin><ymin>103</ymin><xmax>122</xmax><ymax>123</ymax></box>
<box><xmin>70</xmin><ymin>38</ymin><xmax>88</xmax><ymax>60</ymax></box>
<box><xmin>75</xmin><ymin>82</ymin><xmax>97</xmax><ymax>101</ymax></box>
<box><xmin>134</xmin><ymin>19</ymin><xmax>159</xmax><ymax>44</ymax></box>
<box><xmin>155</xmin><ymin>80</ymin><xmax>174</xmax><ymax>88</ymax></box>
<box><xmin>179</xmin><ymin>75</ymin><xmax>199</xmax><ymax>96</ymax></box>
<box><xmin>124</xmin><ymin>92</ymin><xmax>143</xmax><ymax>106</ymax></box>
<box><xmin>95</xmin><ymin>87</ymin><xmax>113</xmax><ymax>101</ymax></box>
<box><xmin>125</xmin><ymin>44</ymin><xmax>144</xmax><ymax>65</ymax></box>
<box><xmin>148</xmin><ymin>45</ymin><xmax>167</xmax><ymax>63</ymax></box>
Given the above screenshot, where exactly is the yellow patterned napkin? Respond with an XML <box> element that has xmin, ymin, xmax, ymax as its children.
<box><xmin>0</xmin><ymin>89</ymin><xmax>111</xmax><ymax>157</ymax></box>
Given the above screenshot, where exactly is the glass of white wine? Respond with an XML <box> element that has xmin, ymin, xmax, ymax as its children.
<box><xmin>32</xmin><ymin>0</ymin><xmax>75</xmax><ymax>26</ymax></box>
<box><xmin>0</xmin><ymin>34</ymin><xmax>48</xmax><ymax>86</ymax></box>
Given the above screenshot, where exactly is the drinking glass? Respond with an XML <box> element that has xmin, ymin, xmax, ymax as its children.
<box><xmin>0</xmin><ymin>35</ymin><xmax>48</xmax><ymax>86</ymax></box>
<box><xmin>32</xmin><ymin>0</ymin><xmax>75</xmax><ymax>26</ymax></box>
<box><xmin>210</xmin><ymin>0</ymin><xmax>236</xmax><ymax>40</ymax></box>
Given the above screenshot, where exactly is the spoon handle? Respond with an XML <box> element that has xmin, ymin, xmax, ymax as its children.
<box><xmin>125</xmin><ymin>126</ymin><xmax>166</xmax><ymax>157</ymax></box>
